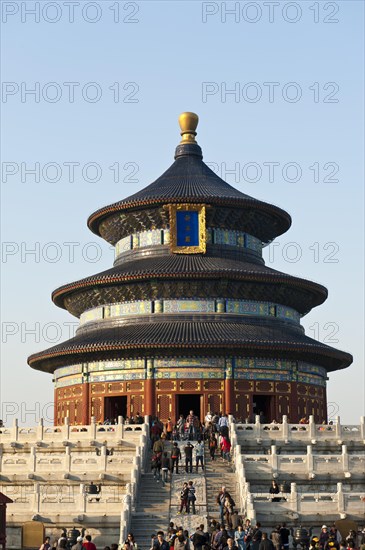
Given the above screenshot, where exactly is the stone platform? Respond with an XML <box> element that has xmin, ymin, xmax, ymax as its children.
<box><xmin>1</xmin><ymin>416</ymin><xmax>364</xmax><ymax>549</ymax></box>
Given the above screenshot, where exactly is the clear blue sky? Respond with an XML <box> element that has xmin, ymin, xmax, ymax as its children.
<box><xmin>1</xmin><ymin>1</ymin><xmax>364</xmax><ymax>425</ymax></box>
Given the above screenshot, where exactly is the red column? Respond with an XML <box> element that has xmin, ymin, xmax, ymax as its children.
<box><xmin>322</xmin><ymin>386</ymin><xmax>328</xmax><ymax>423</ymax></box>
<box><xmin>145</xmin><ymin>379</ymin><xmax>155</xmax><ymax>417</ymax></box>
<box><xmin>289</xmin><ymin>382</ymin><xmax>299</xmax><ymax>423</ymax></box>
<box><xmin>224</xmin><ymin>378</ymin><xmax>234</xmax><ymax>415</ymax></box>
<box><xmin>82</xmin><ymin>382</ymin><xmax>90</xmax><ymax>425</ymax></box>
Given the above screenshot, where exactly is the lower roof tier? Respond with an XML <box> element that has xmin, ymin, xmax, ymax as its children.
<box><xmin>28</xmin><ymin>317</ymin><xmax>352</xmax><ymax>373</ymax></box>
<box><xmin>52</xmin><ymin>254</ymin><xmax>328</xmax><ymax>317</ymax></box>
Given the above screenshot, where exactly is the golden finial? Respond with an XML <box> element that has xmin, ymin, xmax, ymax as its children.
<box><xmin>178</xmin><ymin>112</ymin><xmax>199</xmax><ymax>143</ymax></box>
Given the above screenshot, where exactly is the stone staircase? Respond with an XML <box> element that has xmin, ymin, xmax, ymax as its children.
<box><xmin>129</xmin><ymin>440</ymin><xmax>242</xmax><ymax>548</ymax></box>
<box><xmin>129</xmin><ymin>471</ymin><xmax>171</xmax><ymax>549</ymax></box>
<box><xmin>204</xmin><ymin>442</ymin><xmax>239</xmax><ymax>523</ymax></box>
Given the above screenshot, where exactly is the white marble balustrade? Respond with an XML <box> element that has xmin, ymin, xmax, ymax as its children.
<box><xmin>229</xmin><ymin>417</ymin><xmax>365</xmax><ymax>523</ymax></box>
<box><xmin>234</xmin><ymin>415</ymin><xmax>365</xmax><ymax>444</ymax></box>
<box><xmin>0</xmin><ymin>416</ymin><xmax>145</xmax><ymax>444</ymax></box>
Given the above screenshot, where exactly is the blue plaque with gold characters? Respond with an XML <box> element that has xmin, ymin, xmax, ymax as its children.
<box><xmin>166</xmin><ymin>203</ymin><xmax>206</xmax><ymax>254</ymax></box>
<box><xmin>176</xmin><ymin>210</ymin><xmax>199</xmax><ymax>246</ymax></box>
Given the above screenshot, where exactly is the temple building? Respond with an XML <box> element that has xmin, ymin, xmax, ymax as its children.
<box><xmin>28</xmin><ymin>113</ymin><xmax>352</xmax><ymax>425</ymax></box>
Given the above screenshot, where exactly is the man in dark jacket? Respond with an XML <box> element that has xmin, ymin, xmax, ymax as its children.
<box><xmin>222</xmin><ymin>538</ymin><xmax>238</xmax><ymax>550</ymax></box>
<box><xmin>279</xmin><ymin>524</ymin><xmax>290</xmax><ymax>550</ymax></box>
<box><xmin>251</xmin><ymin>523</ymin><xmax>263</xmax><ymax>550</ymax></box>
<box><xmin>184</xmin><ymin>442</ymin><xmax>194</xmax><ymax>473</ymax></box>
<box><xmin>171</xmin><ymin>442</ymin><xmax>181</xmax><ymax>474</ymax></box>
<box><xmin>156</xmin><ymin>531</ymin><xmax>170</xmax><ymax>550</ymax></box>
<box><xmin>161</xmin><ymin>452</ymin><xmax>171</xmax><ymax>484</ymax></box>
<box><xmin>259</xmin><ymin>533</ymin><xmax>274</xmax><ymax>550</ymax></box>
<box><xmin>192</xmin><ymin>525</ymin><xmax>208</xmax><ymax>550</ymax></box>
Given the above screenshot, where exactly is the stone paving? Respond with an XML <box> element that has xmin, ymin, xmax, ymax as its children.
<box><xmin>168</xmin><ymin>441</ymin><xmax>208</xmax><ymax>531</ymax></box>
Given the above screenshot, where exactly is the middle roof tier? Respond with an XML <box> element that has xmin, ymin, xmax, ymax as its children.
<box><xmin>52</xmin><ymin>254</ymin><xmax>328</xmax><ymax>317</ymax></box>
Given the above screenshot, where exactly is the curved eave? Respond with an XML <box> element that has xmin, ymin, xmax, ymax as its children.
<box><xmin>87</xmin><ymin>196</ymin><xmax>291</xmax><ymax>243</ymax></box>
<box><xmin>51</xmin><ymin>269</ymin><xmax>327</xmax><ymax>315</ymax></box>
<box><xmin>28</xmin><ymin>320</ymin><xmax>352</xmax><ymax>374</ymax></box>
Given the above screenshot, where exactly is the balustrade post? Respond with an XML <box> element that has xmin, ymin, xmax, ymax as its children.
<box><xmin>290</xmin><ymin>482</ymin><xmax>298</xmax><ymax>512</ymax></box>
<box><xmin>144</xmin><ymin>416</ymin><xmax>150</xmax><ymax>437</ymax></box>
<box><xmin>30</xmin><ymin>446</ymin><xmax>36</xmax><ymax>473</ymax></box>
<box><xmin>63</xmin><ymin>417</ymin><xmax>70</xmax><ymax>440</ymax></box>
<box><xmin>360</xmin><ymin>416</ymin><xmax>365</xmax><ymax>440</ymax></box>
<box><xmin>235</xmin><ymin>444</ymin><xmax>242</xmax><ymax>469</ymax></box>
<box><xmin>90</xmin><ymin>416</ymin><xmax>97</xmax><ymax>439</ymax></box>
<box><xmin>78</xmin><ymin>484</ymin><xmax>86</xmax><ymax>513</ymax></box>
<box><xmin>101</xmin><ymin>444</ymin><xmax>107</xmax><ymax>472</ymax></box>
<box><xmin>246</xmin><ymin>492</ymin><xmax>255</xmax><ymax>521</ymax></box>
<box><xmin>138</xmin><ymin>435</ymin><xmax>146</xmax><ymax>472</ymax></box>
<box><xmin>131</xmin><ymin>466</ymin><xmax>138</xmax><ymax>484</ymax></box>
<box><xmin>341</xmin><ymin>445</ymin><xmax>350</xmax><ymax>477</ymax></box>
<box><xmin>231</xmin><ymin>430</ymin><xmax>237</xmax><ymax>447</ymax></box>
<box><xmin>271</xmin><ymin>445</ymin><xmax>278</xmax><ymax>475</ymax></box>
<box><xmin>309</xmin><ymin>415</ymin><xmax>315</xmax><ymax>439</ymax></box>
<box><xmin>282</xmin><ymin>415</ymin><xmax>289</xmax><ymax>441</ymax></box>
<box><xmin>254</xmin><ymin>415</ymin><xmax>261</xmax><ymax>439</ymax></box>
<box><xmin>119</xmin><ymin>493</ymin><xmax>132</xmax><ymax>546</ymax></box>
<box><xmin>116</xmin><ymin>415</ymin><xmax>124</xmax><ymax>440</ymax></box>
<box><xmin>34</xmin><ymin>482</ymin><xmax>40</xmax><ymax>514</ymax></box>
<box><xmin>134</xmin><ymin>455</ymin><xmax>141</xmax><ymax>492</ymax></box>
<box><xmin>307</xmin><ymin>445</ymin><xmax>314</xmax><ymax>478</ymax></box>
<box><xmin>335</xmin><ymin>416</ymin><xmax>342</xmax><ymax>439</ymax></box>
<box><xmin>12</xmin><ymin>418</ymin><xmax>19</xmax><ymax>442</ymax></box>
<box><xmin>36</xmin><ymin>418</ymin><xmax>44</xmax><ymax>441</ymax></box>
<box><xmin>337</xmin><ymin>482</ymin><xmax>345</xmax><ymax>512</ymax></box>
<box><xmin>228</xmin><ymin>414</ymin><xmax>235</xmax><ymax>441</ymax></box>
<box><xmin>64</xmin><ymin>446</ymin><xmax>71</xmax><ymax>474</ymax></box>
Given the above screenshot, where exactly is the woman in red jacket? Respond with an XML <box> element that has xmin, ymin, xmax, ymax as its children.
<box><xmin>220</xmin><ymin>435</ymin><xmax>232</xmax><ymax>462</ymax></box>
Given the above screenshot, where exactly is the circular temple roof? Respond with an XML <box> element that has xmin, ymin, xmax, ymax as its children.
<box><xmin>28</xmin><ymin>317</ymin><xmax>352</xmax><ymax>373</ymax></box>
<box><xmin>87</xmin><ymin>116</ymin><xmax>291</xmax><ymax>243</ymax></box>
<box><xmin>27</xmin><ymin>113</ymin><xmax>353</xmax><ymax>376</ymax></box>
<box><xmin>51</xmin><ymin>254</ymin><xmax>328</xmax><ymax>317</ymax></box>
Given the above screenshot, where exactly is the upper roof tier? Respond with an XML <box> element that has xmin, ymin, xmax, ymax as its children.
<box><xmin>87</xmin><ymin>113</ymin><xmax>291</xmax><ymax>244</ymax></box>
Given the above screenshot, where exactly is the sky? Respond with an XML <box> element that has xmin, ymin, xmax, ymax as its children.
<box><xmin>1</xmin><ymin>0</ymin><xmax>364</xmax><ymax>425</ymax></box>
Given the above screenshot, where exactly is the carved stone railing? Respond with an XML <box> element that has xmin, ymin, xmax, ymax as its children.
<box><xmin>119</xmin><ymin>416</ymin><xmax>149</xmax><ymax>547</ymax></box>
<box><xmin>0</xmin><ymin>416</ymin><xmax>145</xmax><ymax>445</ymax></box>
<box><xmin>229</xmin><ymin>416</ymin><xmax>365</xmax><ymax>523</ymax></box>
<box><xmin>241</xmin><ymin>446</ymin><xmax>365</xmax><ymax>479</ymax></box>
<box><xmin>229</xmin><ymin>415</ymin><xmax>254</xmax><ymax>519</ymax></box>
<box><xmin>0</xmin><ymin>418</ymin><xmax>149</xmax><ymax>533</ymax></box>
<box><xmin>250</xmin><ymin>483</ymin><xmax>365</xmax><ymax>517</ymax></box>
<box><xmin>234</xmin><ymin>415</ymin><xmax>365</xmax><ymax>444</ymax></box>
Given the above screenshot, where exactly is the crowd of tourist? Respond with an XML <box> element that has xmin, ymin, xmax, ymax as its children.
<box><xmin>39</xmin><ymin>532</ymin><xmax>106</xmax><ymax>549</ymax></box>
<box><xmin>144</xmin><ymin>521</ymin><xmax>365</xmax><ymax>550</ymax></box>
<box><xmin>150</xmin><ymin>411</ymin><xmax>231</xmax><ymax>444</ymax></box>
<box><xmin>102</xmin><ymin>413</ymin><xmax>144</xmax><ymax>426</ymax></box>
<box><xmin>150</xmin><ymin>410</ymin><xmax>232</xmax><ymax>486</ymax></box>
<box><xmin>42</xmin><ymin>523</ymin><xmax>365</xmax><ymax>550</ymax></box>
